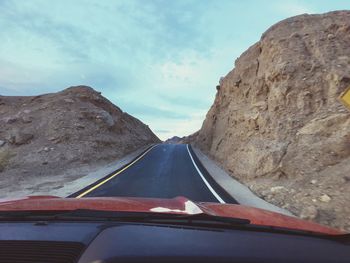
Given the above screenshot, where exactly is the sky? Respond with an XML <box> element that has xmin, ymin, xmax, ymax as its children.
<box><xmin>0</xmin><ymin>0</ymin><xmax>349</xmax><ymax>140</ymax></box>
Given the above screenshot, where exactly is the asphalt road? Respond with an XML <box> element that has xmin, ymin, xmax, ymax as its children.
<box><xmin>72</xmin><ymin>144</ymin><xmax>236</xmax><ymax>203</ymax></box>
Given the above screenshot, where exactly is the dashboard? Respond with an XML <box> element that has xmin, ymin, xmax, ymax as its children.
<box><xmin>0</xmin><ymin>221</ymin><xmax>349</xmax><ymax>263</ymax></box>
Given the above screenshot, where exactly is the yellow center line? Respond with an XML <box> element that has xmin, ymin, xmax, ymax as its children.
<box><xmin>76</xmin><ymin>144</ymin><xmax>158</xmax><ymax>198</ymax></box>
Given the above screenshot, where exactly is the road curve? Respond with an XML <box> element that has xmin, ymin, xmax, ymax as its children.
<box><xmin>71</xmin><ymin>144</ymin><xmax>236</xmax><ymax>204</ymax></box>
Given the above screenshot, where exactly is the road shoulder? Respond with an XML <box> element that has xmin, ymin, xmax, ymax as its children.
<box><xmin>192</xmin><ymin>146</ymin><xmax>293</xmax><ymax>216</ymax></box>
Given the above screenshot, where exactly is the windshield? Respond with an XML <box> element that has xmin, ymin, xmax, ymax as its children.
<box><xmin>0</xmin><ymin>0</ymin><xmax>349</xmax><ymax>238</ymax></box>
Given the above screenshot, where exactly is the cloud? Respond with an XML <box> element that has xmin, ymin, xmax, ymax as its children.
<box><xmin>0</xmin><ymin>0</ymin><xmax>251</xmax><ymax>139</ymax></box>
<box><xmin>154</xmin><ymin>129</ymin><xmax>171</xmax><ymax>134</ymax></box>
<box><xmin>146</xmin><ymin>110</ymin><xmax>206</xmax><ymax>140</ymax></box>
<box><xmin>0</xmin><ymin>0</ymin><xmax>347</xmax><ymax>140</ymax></box>
<box><xmin>126</xmin><ymin>104</ymin><xmax>189</xmax><ymax>120</ymax></box>
<box><xmin>159</xmin><ymin>94</ymin><xmax>209</xmax><ymax>110</ymax></box>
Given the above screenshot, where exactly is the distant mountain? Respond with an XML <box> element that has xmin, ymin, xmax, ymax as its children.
<box><xmin>164</xmin><ymin>136</ymin><xmax>182</xmax><ymax>144</ymax></box>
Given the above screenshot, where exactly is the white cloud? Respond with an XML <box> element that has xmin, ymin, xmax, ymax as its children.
<box><xmin>145</xmin><ymin>110</ymin><xmax>207</xmax><ymax>141</ymax></box>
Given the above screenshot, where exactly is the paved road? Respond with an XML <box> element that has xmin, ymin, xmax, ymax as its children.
<box><xmin>72</xmin><ymin>144</ymin><xmax>236</xmax><ymax>203</ymax></box>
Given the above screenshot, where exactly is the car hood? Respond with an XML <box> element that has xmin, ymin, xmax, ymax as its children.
<box><xmin>0</xmin><ymin>195</ymin><xmax>342</xmax><ymax>235</ymax></box>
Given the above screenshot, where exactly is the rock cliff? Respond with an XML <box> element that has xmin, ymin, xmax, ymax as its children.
<box><xmin>193</xmin><ymin>11</ymin><xmax>350</xmax><ymax>231</ymax></box>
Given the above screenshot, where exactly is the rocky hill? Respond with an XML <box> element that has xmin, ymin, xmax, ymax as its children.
<box><xmin>0</xmin><ymin>86</ymin><xmax>160</xmax><ymax>196</ymax></box>
<box><xmin>164</xmin><ymin>136</ymin><xmax>182</xmax><ymax>144</ymax></box>
<box><xmin>192</xmin><ymin>11</ymin><xmax>350</xmax><ymax>231</ymax></box>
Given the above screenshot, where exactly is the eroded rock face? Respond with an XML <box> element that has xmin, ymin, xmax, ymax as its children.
<box><xmin>193</xmin><ymin>11</ymin><xmax>350</xmax><ymax>231</ymax></box>
<box><xmin>0</xmin><ymin>86</ymin><xmax>160</xmax><ymax>183</ymax></box>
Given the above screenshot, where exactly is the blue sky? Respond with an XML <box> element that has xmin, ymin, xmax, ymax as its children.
<box><xmin>0</xmin><ymin>0</ymin><xmax>349</xmax><ymax>140</ymax></box>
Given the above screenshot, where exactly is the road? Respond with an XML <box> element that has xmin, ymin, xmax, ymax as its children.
<box><xmin>72</xmin><ymin>144</ymin><xmax>236</xmax><ymax>204</ymax></box>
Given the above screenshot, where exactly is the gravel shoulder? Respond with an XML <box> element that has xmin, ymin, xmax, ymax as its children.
<box><xmin>193</xmin><ymin>146</ymin><xmax>293</xmax><ymax>216</ymax></box>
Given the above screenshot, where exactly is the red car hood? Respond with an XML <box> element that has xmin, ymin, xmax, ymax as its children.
<box><xmin>0</xmin><ymin>195</ymin><xmax>342</xmax><ymax>235</ymax></box>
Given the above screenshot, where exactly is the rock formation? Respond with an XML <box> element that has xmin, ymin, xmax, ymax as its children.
<box><xmin>193</xmin><ymin>11</ymin><xmax>350</xmax><ymax>231</ymax></box>
<box><xmin>0</xmin><ymin>86</ymin><xmax>160</xmax><ymax>195</ymax></box>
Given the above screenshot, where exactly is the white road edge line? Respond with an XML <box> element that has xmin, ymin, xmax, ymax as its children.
<box><xmin>186</xmin><ymin>144</ymin><xmax>226</xmax><ymax>204</ymax></box>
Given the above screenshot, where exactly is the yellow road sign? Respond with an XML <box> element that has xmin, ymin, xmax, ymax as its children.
<box><xmin>339</xmin><ymin>86</ymin><xmax>350</xmax><ymax>110</ymax></box>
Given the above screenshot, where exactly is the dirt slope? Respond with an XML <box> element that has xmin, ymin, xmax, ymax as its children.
<box><xmin>0</xmin><ymin>86</ymin><xmax>160</xmax><ymax>196</ymax></box>
<box><xmin>193</xmin><ymin>11</ymin><xmax>350</xmax><ymax>231</ymax></box>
